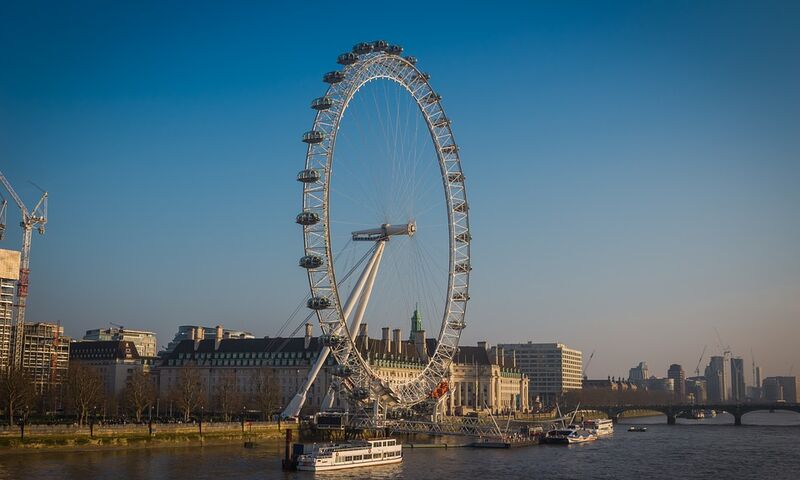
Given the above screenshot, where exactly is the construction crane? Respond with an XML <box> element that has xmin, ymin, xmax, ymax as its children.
<box><xmin>0</xmin><ymin>170</ymin><xmax>48</xmax><ymax>368</ymax></box>
<box><xmin>0</xmin><ymin>193</ymin><xmax>7</xmax><ymax>241</ymax></box>
<box><xmin>714</xmin><ymin>327</ymin><xmax>731</xmax><ymax>359</ymax></box>
<box><xmin>694</xmin><ymin>345</ymin><xmax>707</xmax><ymax>377</ymax></box>
<box><xmin>582</xmin><ymin>349</ymin><xmax>595</xmax><ymax>378</ymax></box>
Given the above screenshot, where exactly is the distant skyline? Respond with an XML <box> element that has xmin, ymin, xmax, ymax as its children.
<box><xmin>1</xmin><ymin>2</ymin><xmax>798</xmax><ymax>380</ymax></box>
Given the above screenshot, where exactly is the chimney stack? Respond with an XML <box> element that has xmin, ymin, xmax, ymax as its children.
<box><xmin>477</xmin><ymin>341</ymin><xmax>487</xmax><ymax>351</ymax></box>
<box><xmin>392</xmin><ymin>329</ymin><xmax>402</xmax><ymax>357</ymax></box>
<box><xmin>414</xmin><ymin>330</ymin><xmax>427</xmax><ymax>361</ymax></box>
<box><xmin>304</xmin><ymin>323</ymin><xmax>313</xmax><ymax>349</ymax></box>
<box><xmin>382</xmin><ymin>327</ymin><xmax>391</xmax><ymax>354</ymax></box>
<box><xmin>193</xmin><ymin>327</ymin><xmax>203</xmax><ymax>351</ymax></box>
<box><xmin>214</xmin><ymin>325</ymin><xmax>223</xmax><ymax>351</ymax></box>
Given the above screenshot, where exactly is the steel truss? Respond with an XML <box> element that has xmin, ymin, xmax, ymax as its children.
<box><xmin>298</xmin><ymin>42</ymin><xmax>471</xmax><ymax>410</ymax></box>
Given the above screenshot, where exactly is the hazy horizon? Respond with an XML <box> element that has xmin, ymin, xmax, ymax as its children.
<box><xmin>1</xmin><ymin>2</ymin><xmax>798</xmax><ymax>382</ymax></box>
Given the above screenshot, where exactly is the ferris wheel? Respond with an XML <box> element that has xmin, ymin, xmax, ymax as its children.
<box><xmin>284</xmin><ymin>40</ymin><xmax>470</xmax><ymax>418</ymax></box>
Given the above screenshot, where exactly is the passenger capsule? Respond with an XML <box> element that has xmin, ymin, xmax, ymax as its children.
<box><xmin>433</xmin><ymin>117</ymin><xmax>451</xmax><ymax>128</ymax></box>
<box><xmin>337</xmin><ymin>52</ymin><xmax>358</xmax><ymax>65</ymax></box>
<box><xmin>452</xmin><ymin>292</ymin><xmax>470</xmax><ymax>302</ymax></box>
<box><xmin>321</xmin><ymin>333</ymin><xmax>343</xmax><ymax>347</ymax></box>
<box><xmin>455</xmin><ymin>232</ymin><xmax>471</xmax><ymax>243</ymax></box>
<box><xmin>352</xmin><ymin>387</ymin><xmax>370</xmax><ymax>400</ymax></box>
<box><xmin>450</xmin><ymin>321</ymin><xmax>466</xmax><ymax>331</ymax></box>
<box><xmin>419</xmin><ymin>72</ymin><xmax>431</xmax><ymax>81</ymax></box>
<box><xmin>299</xmin><ymin>255</ymin><xmax>324</xmax><ymax>269</ymax></box>
<box><xmin>455</xmin><ymin>261</ymin><xmax>472</xmax><ymax>273</ymax></box>
<box><xmin>307</xmin><ymin>296</ymin><xmax>331</xmax><ymax>310</ymax></box>
<box><xmin>311</xmin><ymin>97</ymin><xmax>334</xmax><ymax>110</ymax></box>
<box><xmin>332</xmin><ymin>365</ymin><xmax>353</xmax><ymax>377</ymax></box>
<box><xmin>372</xmin><ymin>40</ymin><xmax>389</xmax><ymax>51</ymax></box>
<box><xmin>404</xmin><ymin>56</ymin><xmax>418</xmax><ymax>65</ymax></box>
<box><xmin>447</xmin><ymin>172</ymin><xmax>464</xmax><ymax>183</ymax></box>
<box><xmin>385</xmin><ymin>44</ymin><xmax>403</xmax><ymax>55</ymax></box>
<box><xmin>302</xmin><ymin>130</ymin><xmax>325</xmax><ymax>144</ymax></box>
<box><xmin>353</xmin><ymin>42</ymin><xmax>373</xmax><ymax>54</ymax></box>
<box><xmin>297</xmin><ymin>169</ymin><xmax>321</xmax><ymax>183</ymax></box>
<box><xmin>296</xmin><ymin>211</ymin><xmax>320</xmax><ymax>226</ymax></box>
<box><xmin>323</xmin><ymin>71</ymin><xmax>345</xmax><ymax>84</ymax></box>
<box><xmin>441</xmin><ymin>144</ymin><xmax>459</xmax><ymax>154</ymax></box>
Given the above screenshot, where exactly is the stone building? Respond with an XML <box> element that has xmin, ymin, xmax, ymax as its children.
<box><xmin>70</xmin><ymin>340</ymin><xmax>154</xmax><ymax>398</ymax></box>
<box><xmin>156</xmin><ymin>323</ymin><xmax>529</xmax><ymax>417</ymax></box>
<box><xmin>83</xmin><ymin>327</ymin><xmax>158</xmax><ymax>359</ymax></box>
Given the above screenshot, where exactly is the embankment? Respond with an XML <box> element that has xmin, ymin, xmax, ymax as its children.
<box><xmin>0</xmin><ymin>421</ymin><xmax>296</xmax><ymax>454</ymax></box>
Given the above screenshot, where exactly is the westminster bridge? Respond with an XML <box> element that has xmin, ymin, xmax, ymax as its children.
<box><xmin>582</xmin><ymin>403</ymin><xmax>800</xmax><ymax>426</ymax></box>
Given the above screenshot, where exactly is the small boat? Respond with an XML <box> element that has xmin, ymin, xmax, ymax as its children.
<box><xmin>543</xmin><ymin>428</ymin><xmax>597</xmax><ymax>444</ymax></box>
<box><xmin>295</xmin><ymin>438</ymin><xmax>402</xmax><ymax>471</ymax></box>
<box><xmin>628</xmin><ymin>426</ymin><xmax>647</xmax><ymax>432</ymax></box>
<box><xmin>583</xmin><ymin>418</ymin><xmax>614</xmax><ymax>437</ymax></box>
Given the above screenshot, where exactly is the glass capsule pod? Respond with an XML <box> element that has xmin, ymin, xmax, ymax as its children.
<box><xmin>299</xmin><ymin>255</ymin><xmax>323</xmax><ymax>269</ymax></box>
<box><xmin>296</xmin><ymin>211</ymin><xmax>320</xmax><ymax>225</ymax></box>
<box><xmin>433</xmin><ymin>117</ymin><xmax>451</xmax><ymax>128</ymax></box>
<box><xmin>385</xmin><ymin>44</ymin><xmax>403</xmax><ymax>55</ymax></box>
<box><xmin>352</xmin><ymin>387</ymin><xmax>370</xmax><ymax>400</ymax></box>
<box><xmin>372</xmin><ymin>40</ymin><xmax>388</xmax><ymax>51</ymax></box>
<box><xmin>307</xmin><ymin>296</ymin><xmax>331</xmax><ymax>310</ymax></box>
<box><xmin>455</xmin><ymin>232</ymin><xmax>471</xmax><ymax>243</ymax></box>
<box><xmin>452</xmin><ymin>292</ymin><xmax>470</xmax><ymax>302</ymax></box>
<box><xmin>323</xmin><ymin>71</ymin><xmax>345</xmax><ymax>84</ymax></box>
<box><xmin>337</xmin><ymin>52</ymin><xmax>358</xmax><ymax>65</ymax></box>
<box><xmin>423</xmin><ymin>92</ymin><xmax>442</xmax><ymax>104</ymax></box>
<box><xmin>447</xmin><ymin>172</ymin><xmax>464</xmax><ymax>182</ymax></box>
<box><xmin>296</xmin><ymin>169</ymin><xmax>321</xmax><ymax>183</ymax></box>
<box><xmin>321</xmin><ymin>333</ymin><xmax>344</xmax><ymax>347</ymax></box>
<box><xmin>441</xmin><ymin>144</ymin><xmax>459</xmax><ymax>154</ymax></box>
<box><xmin>311</xmin><ymin>97</ymin><xmax>333</xmax><ymax>110</ymax></box>
<box><xmin>302</xmin><ymin>130</ymin><xmax>325</xmax><ymax>144</ymax></box>
<box><xmin>332</xmin><ymin>365</ymin><xmax>353</xmax><ymax>377</ymax></box>
<box><xmin>404</xmin><ymin>56</ymin><xmax>418</xmax><ymax>65</ymax></box>
<box><xmin>353</xmin><ymin>42</ymin><xmax>373</xmax><ymax>54</ymax></box>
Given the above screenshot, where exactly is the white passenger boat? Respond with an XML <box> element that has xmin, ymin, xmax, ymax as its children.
<box><xmin>543</xmin><ymin>428</ymin><xmax>597</xmax><ymax>445</ymax></box>
<box><xmin>296</xmin><ymin>438</ymin><xmax>402</xmax><ymax>471</ymax></box>
<box><xmin>583</xmin><ymin>418</ymin><xmax>614</xmax><ymax>437</ymax></box>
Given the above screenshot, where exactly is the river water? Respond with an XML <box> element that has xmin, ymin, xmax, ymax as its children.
<box><xmin>1</xmin><ymin>411</ymin><xmax>798</xmax><ymax>479</ymax></box>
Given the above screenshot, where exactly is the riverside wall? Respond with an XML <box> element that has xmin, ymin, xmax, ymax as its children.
<box><xmin>0</xmin><ymin>421</ymin><xmax>297</xmax><ymax>452</ymax></box>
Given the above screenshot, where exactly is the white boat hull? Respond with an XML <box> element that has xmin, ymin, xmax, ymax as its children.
<box><xmin>297</xmin><ymin>456</ymin><xmax>402</xmax><ymax>471</ymax></box>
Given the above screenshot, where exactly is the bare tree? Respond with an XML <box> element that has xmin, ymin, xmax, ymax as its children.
<box><xmin>171</xmin><ymin>367</ymin><xmax>206</xmax><ymax>422</ymax></box>
<box><xmin>0</xmin><ymin>366</ymin><xmax>35</xmax><ymax>426</ymax></box>
<box><xmin>66</xmin><ymin>363</ymin><xmax>105</xmax><ymax>426</ymax></box>
<box><xmin>214</xmin><ymin>370</ymin><xmax>242</xmax><ymax>422</ymax></box>
<box><xmin>250</xmin><ymin>368</ymin><xmax>280</xmax><ymax>421</ymax></box>
<box><xmin>124</xmin><ymin>370</ymin><xmax>156</xmax><ymax>422</ymax></box>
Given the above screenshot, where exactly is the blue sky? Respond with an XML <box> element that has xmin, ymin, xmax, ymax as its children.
<box><xmin>1</xmin><ymin>1</ymin><xmax>798</xmax><ymax>379</ymax></box>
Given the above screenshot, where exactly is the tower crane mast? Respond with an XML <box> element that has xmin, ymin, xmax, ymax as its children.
<box><xmin>0</xmin><ymin>170</ymin><xmax>48</xmax><ymax>368</ymax></box>
<box><xmin>695</xmin><ymin>345</ymin><xmax>707</xmax><ymax>377</ymax></box>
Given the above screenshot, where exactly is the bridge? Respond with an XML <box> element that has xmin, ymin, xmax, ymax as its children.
<box><xmin>582</xmin><ymin>403</ymin><xmax>800</xmax><ymax>426</ymax></box>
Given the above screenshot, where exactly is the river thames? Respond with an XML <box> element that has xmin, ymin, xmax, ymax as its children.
<box><xmin>1</xmin><ymin>411</ymin><xmax>798</xmax><ymax>479</ymax></box>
